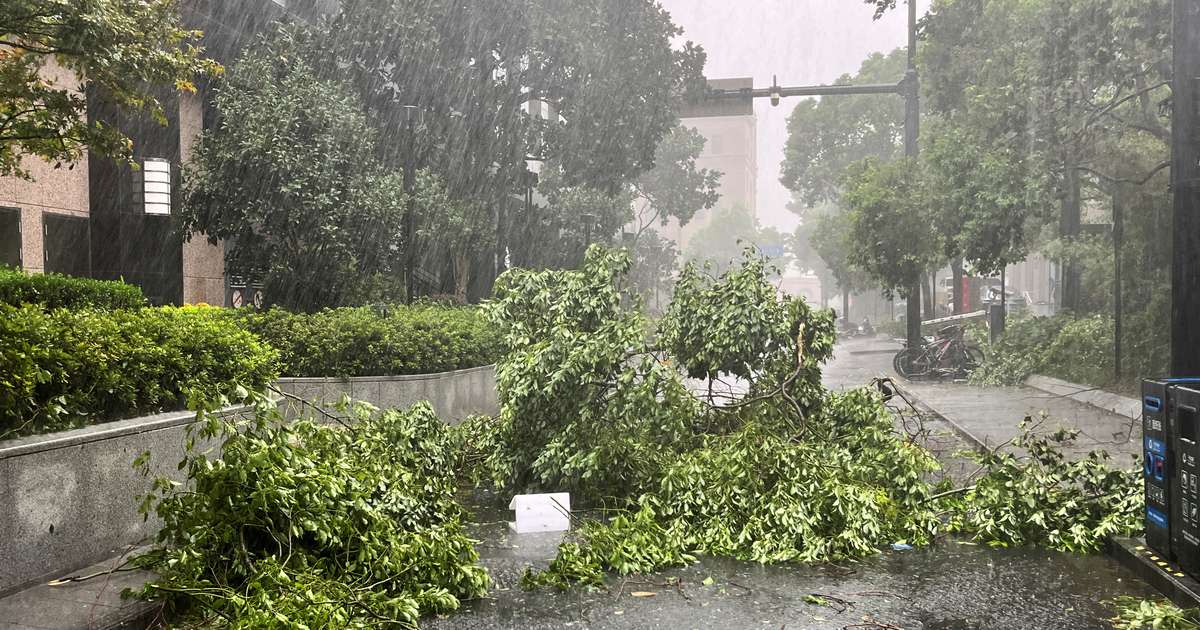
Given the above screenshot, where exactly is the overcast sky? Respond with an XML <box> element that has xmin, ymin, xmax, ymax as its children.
<box><xmin>657</xmin><ymin>0</ymin><xmax>932</xmax><ymax>233</ymax></box>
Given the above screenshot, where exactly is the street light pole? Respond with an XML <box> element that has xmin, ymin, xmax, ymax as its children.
<box><xmin>1172</xmin><ymin>0</ymin><xmax>1200</xmax><ymax>376</ymax></box>
<box><xmin>705</xmin><ymin>0</ymin><xmax>924</xmax><ymax>349</ymax></box>
<box><xmin>902</xmin><ymin>0</ymin><xmax>922</xmax><ymax>351</ymax></box>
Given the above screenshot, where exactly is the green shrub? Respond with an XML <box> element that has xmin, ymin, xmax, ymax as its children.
<box><xmin>229</xmin><ymin>304</ymin><xmax>500</xmax><ymax>377</ymax></box>
<box><xmin>135</xmin><ymin>400</ymin><xmax>488</xmax><ymax>627</ymax></box>
<box><xmin>970</xmin><ymin>314</ymin><xmax>1073</xmax><ymax>385</ymax></box>
<box><xmin>0</xmin><ymin>305</ymin><xmax>277</xmax><ymax>440</ymax></box>
<box><xmin>0</xmin><ymin>267</ymin><xmax>146</xmax><ymax>310</ymax></box>
<box><xmin>971</xmin><ymin>313</ymin><xmax>1117</xmax><ymax>387</ymax></box>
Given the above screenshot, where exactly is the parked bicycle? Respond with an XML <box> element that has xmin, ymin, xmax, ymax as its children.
<box><xmin>893</xmin><ymin>324</ymin><xmax>984</xmax><ymax>380</ymax></box>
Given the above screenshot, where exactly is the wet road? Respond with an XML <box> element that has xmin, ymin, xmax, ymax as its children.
<box><xmin>428</xmin><ymin>339</ymin><xmax>1158</xmax><ymax>629</ymax></box>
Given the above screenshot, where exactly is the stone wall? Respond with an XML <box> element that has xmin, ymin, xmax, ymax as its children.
<box><xmin>0</xmin><ymin>407</ymin><xmax>237</xmax><ymax>596</ymax></box>
<box><xmin>275</xmin><ymin>365</ymin><xmax>499</xmax><ymax>424</ymax></box>
<box><xmin>0</xmin><ymin>365</ymin><xmax>498</xmax><ymax>595</ymax></box>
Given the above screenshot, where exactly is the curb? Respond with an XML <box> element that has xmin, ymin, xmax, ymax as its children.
<box><xmin>1024</xmin><ymin>375</ymin><xmax>1141</xmax><ymax>420</ymax></box>
<box><xmin>890</xmin><ymin>380</ymin><xmax>992</xmax><ymax>454</ymax></box>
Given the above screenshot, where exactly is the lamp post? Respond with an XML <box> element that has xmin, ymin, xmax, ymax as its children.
<box><xmin>704</xmin><ymin>0</ymin><xmax>923</xmax><ymax>349</ymax></box>
<box><xmin>402</xmin><ymin>105</ymin><xmax>419</xmax><ymax>304</ymax></box>
<box><xmin>1172</xmin><ymin>0</ymin><xmax>1200</xmax><ymax>376</ymax></box>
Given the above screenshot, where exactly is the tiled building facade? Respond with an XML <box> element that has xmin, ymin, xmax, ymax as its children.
<box><xmin>0</xmin><ymin>0</ymin><xmax>331</xmax><ymax>305</ymax></box>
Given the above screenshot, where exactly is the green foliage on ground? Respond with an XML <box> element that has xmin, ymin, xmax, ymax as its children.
<box><xmin>1109</xmin><ymin>597</ymin><xmax>1200</xmax><ymax>630</ymax></box>
<box><xmin>228</xmin><ymin>304</ymin><xmax>500</xmax><ymax>378</ymax></box>
<box><xmin>971</xmin><ymin>314</ymin><xmax>1116</xmax><ymax>387</ymax></box>
<box><xmin>948</xmin><ymin>420</ymin><xmax>1142</xmax><ymax>552</ymax></box>
<box><xmin>0</xmin><ymin>267</ymin><xmax>146</xmax><ymax>310</ymax></box>
<box><xmin>522</xmin><ymin>389</ymin><xmax>945</xmax><ymax>589</ymax></box>
<box><xmin>134</xmin><ymin>398</ymin><xmax>488</xmax><ymax>628</ymax></box>
<box><xmin>481</xmin><ymin>247</ymin><xmax>946</xmax><ymax>585</ymax></box>
<box><xmin>471</xmin><ymin>249</ymin><xmax>1145</xmax><ymax>590</ymax></box>
<box><xmin>0</xmin><ymin>305</ymin><xmax>276</xmax><ymax>440</ymax></box>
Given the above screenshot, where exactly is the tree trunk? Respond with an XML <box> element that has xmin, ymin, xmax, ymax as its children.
<box><xmin>842</xmin><ymin>288</ymin><xmax>851</xmax><ymax>324</ymax></box>
<box><xmin>906</xmin><ymin>277</ymin><xmax>922</xmax><ymax>348</ymax></box>
<box><xmin>1061</xmin><ymin>156</ymin><xmax>1082</xmax><ymax>312</ymax></box>
<box><xmin>922</xmin><ymin>272</ymin><xmax>935</xmax><ymax>320</ymax></box>
<box><xmin>1113</xmin><ymin>185</ymin><xmax>1124</xmax><ymax>383</ymax></box>
<box><xmin>951</xmin><ymin>259</ymin><xmax>965</xmax><ymax>314</ymax></box>
<box><xmin>453</xmin><ymin>251</ymin><xmax>471</xmax><ymax>303</ymax></box>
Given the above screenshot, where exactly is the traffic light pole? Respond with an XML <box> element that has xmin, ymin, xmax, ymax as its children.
<box><xmin>1172</xmin><ymin>0</ymin><xmax>1200</xmax><ymax>376</ymax></box>
<box><xmin>704</xmin><ymin>0</ymin><xmax>923</xmax><ymax>349</ymax></box>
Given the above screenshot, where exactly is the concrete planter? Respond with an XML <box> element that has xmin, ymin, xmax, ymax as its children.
<box><xmin>0</xmin><ymin>364</ymin><xmax>498</xmax><ymax>595</ymax></box>
<box><xmin>274</xmin><ymin>364</ymin><xmax>498</xmax><ymax>424</ymax></box>
<box><xmin>0</xmin><ymin>406</ymin><xmax>242</xmax><ymax>596</ymax></box>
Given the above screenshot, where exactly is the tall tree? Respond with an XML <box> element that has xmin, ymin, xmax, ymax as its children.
<box><xmin>630</xmin><ymin>124</ymin><xmax>722</xmax><ymax>241</ymax></box>
<box><xmin>179</xmin><ymin>27</ymin><xmax>406</xmax><ymax>311</ymax></box>
<box><xmin>780</xmin><ymin>50</ymin><xmax>907</xmax><ymax>209</ymax></box>
<box><xmin>842</xmin><ymin>157</ymin><xmax>942</xmax><ymax>301</ymax></box>
<box><xmin>0</xmin><ymin>0</ymin><xmax>219</xmax><ymax>177</ymax></box>
<box><xmin>326</xmin><ymin>0</ymin><xmax>706</xmax><ymax>294</ymax></box>
<box><xmin>684</xmin><ymin>205</ymin><xmax>789</xmax><ymax>277</ymax></box>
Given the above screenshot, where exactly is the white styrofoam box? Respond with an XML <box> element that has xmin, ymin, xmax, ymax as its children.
<box><xmin>508</xmin><ymin>492</ymin><xmax>571</xmax><ymax>533</ymax></box>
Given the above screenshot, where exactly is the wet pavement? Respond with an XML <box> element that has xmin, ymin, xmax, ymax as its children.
<box><xmin>826</xmin><ymin>336</ymin><xmax>1141</xmax><ymax>462</ymax></box>
<box><xmin>429</xmin><ymin>339</ymin><xmax>1159</xmax><ymax>629</ymax></box>
<box><xmin>429</xmin><ymin>529</ymin><xmax>1155</xmax><ymax>629</ymax></box>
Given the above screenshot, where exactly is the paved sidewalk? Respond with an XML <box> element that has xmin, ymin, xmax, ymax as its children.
<box><xmin>0</xmin><ymin>551</ymin><xmax>158</xmax><ymax>630</ymax></box>
<box><xmin>824</xmin><ymin>336</ymin><xmax>1141</xmax><ymax>462</ymax></box>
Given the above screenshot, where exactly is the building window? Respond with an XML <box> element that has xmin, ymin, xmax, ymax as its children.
<box><xmin>0</xmin><ymin>207</ymin><xmax>19</xmax><ymax>268</ymax></box>
<box><xmin>43</xmin><ymin>213</ymin><xmax>90</xmax><ymax>277</ymax></box>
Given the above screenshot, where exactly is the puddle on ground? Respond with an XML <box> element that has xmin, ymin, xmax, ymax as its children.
<box><xmin>429</xmin><ymin>490</ymin><xmax>1155</xmax><ymax>629</ymax></box>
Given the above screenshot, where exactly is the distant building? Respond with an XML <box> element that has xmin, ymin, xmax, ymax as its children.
<box><xmin>0</xmin><ymin>0</ymin><xmax>333</xmax><ymax>305</ymax></box>
<box><xmin>653</xmin><ymin>77</ymin><xmax>758</xmax><ymax>251</ymax></box>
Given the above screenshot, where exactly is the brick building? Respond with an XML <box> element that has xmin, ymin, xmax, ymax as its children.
<box><xmin>0</xmin><ymin>0</ymin><xmax>332</xmax><ymax>305</ymax></box>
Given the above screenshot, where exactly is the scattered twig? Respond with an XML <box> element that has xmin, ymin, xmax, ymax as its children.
<box><xmin>806</xmin><ymin>592</ymin><xmax>855</xmax><ymax>613</ymax></box>
<box><xmin>846</xmin><ymin>590</ymin><xmax>913</xmax><ymax>603</ymax></box>
<box><xmin>726</xmin><ymin>580</ymin><xmax>753</xmax><ymax>595</ymax></box>
<box><xmin>267</xmin><ymin>385</ymin><xmax>354</xmax><ymax>428</ymax></box>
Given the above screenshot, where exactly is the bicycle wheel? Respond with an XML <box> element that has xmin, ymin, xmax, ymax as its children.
<box><xmin>962</xmin><ymin>345</ymin><xmax>985</xmax><ymax>372</ymax></box>
<box><xmin>893</xmin><ymin>347</ymin><xmax>929</xmax><ymax>379</ymax></box>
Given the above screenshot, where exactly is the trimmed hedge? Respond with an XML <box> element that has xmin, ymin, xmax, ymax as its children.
<box><xmin>0</xmin><ymin>267</ymin><xmax>146</xmax><ymax>310</ymax></box>
<box><xmin>0</xmin><ymin>305</ymin><xmax>278</xmax><ymax>440</ymax></box>
<box><xmin>229</xmin><ymin>304</ymin><xmax>501</xmax><ymax>377</ymax></box>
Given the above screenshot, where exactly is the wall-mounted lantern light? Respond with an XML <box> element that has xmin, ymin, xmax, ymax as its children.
<box><xmin>138</xmin><ymin>158</ymin><xmax>172</xmax><ymax>215</ymax></box>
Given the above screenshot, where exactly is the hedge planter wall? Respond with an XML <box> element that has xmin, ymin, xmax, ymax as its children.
<box><xmin>276</xmin><ymin>365</ymin><xmax>499</xmax><ymax>424</ymax></box>
<box><xmin>228</xmin><ymin>305</ymin><xmax>501</xmax><ymax>377</ymax></box>
<box><xmin>0</xmin><ymin>267</ymin><xmax>146</xmax><ymax>311</ymax></box>
<box><xmin>0</xmin><ymin>305</ymin><xmax>277</xmax><ymax>440</ymax></box>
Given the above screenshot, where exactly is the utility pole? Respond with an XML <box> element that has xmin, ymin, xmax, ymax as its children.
<box><xmin>705</xmin><ymin>0</ymin><xmax>924</xmax><ymax>349</ymax></box>
<box><xmin>1173</xmin><ymin>0</ymin><xmax>1200</xmax><ymax>376</ymax></box>
<box><xmin>902</xmin><ymin>0</ymin><xmax>922</xmax><ymax>350</ymax></box>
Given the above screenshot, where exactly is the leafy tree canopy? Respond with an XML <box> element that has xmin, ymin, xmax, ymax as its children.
<box><xmin>842</xmin><ymin>157</ymin><xmax>941</xmax><ymax>297</ymax></box>
<box><xmin>180</xmin><ymin>26</ymin><xmax>408</xmax><ymax>311</ymax></box>
<box><xmin>0</xmin><ymin>0</ymin><xmax>220</xmax><ymax>177</ymax></box>
<box><xmin>780</xmin><ymin>49</ymin><xmax>906</xmax><ymax>209</ymax></box>
<box><xmin>632</xmin><ymin>124</ymin><xmax>722</xmax><ymax>238</ymax></box>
